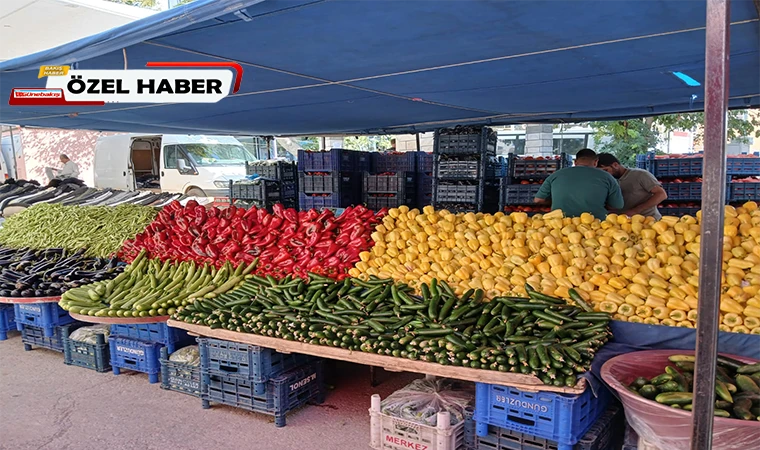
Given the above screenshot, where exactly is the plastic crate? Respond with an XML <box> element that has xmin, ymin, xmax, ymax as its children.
<box><xmin>501</xmin><ymin>183</ymin><xmax>542</xmax><ymax>206</ymax></box>
<box><xmin>110</xmin><ymin>323</ymin><xmax>191</xmax><ymax>354</ymax></box>
<box><xmin>369</xmin><ymin>393</ymin><xmax>471</xmax><ymax>450</ymax></box>
<box><xmin>475</xmin><ymin>404</ymin><xmax>621</xmax><ymax>450</ymax></box>
<box><xmin>0</xmin><ymin>304</ymin><xmax>16</xmax><ymax>340</ymax></box>
<box><xmin>417</xmin><ymin>152</ymin><xmax>434</xmax><ymax>173</ymax></box>
<box><xmin>297</xmin><ymin>149</ymin><xmax>370</xmax><ymax>172</ymax></box>
<box><xmin>14</xmin><ymin>303</ymin><xmax>75</xmax><ymax>338</ymax></box>
<box><xmin>229</xmin><ymin>179</ymin><xmax>281</xmax><ymax>201</ymax></box>
<box><xmin>198</xmin><ymin>337</ymin><xmax>314</xmax><ymax>395</ymax></box>
<box><xmin>246</xmin><ymin>160</ymin><xmax>297</xmax><ymax>181</ymax></box>
<box><xmin>435</xmin><ymin>127</ymin><xmax>497</xmax><ymax>156</ymax></box>
<box><xmin>508</xmin><ymin>154</ymin><xmax>571</xmax><ymax>179</ymax></box>
<box><xmin>474</xmin><ymin>384</ymin><xmax>610</xmax><ymax>449</ymax></box>
<box><xmin>435</xmin><ymin>183</ymin><xmax>480</xmax><ymax>204</ymax></box>
<box><xmin>365</xmin><ymin>195</ymin><xmax>412</xmax><ymax>211</ymax></box>
<box><xmin>20</xmin><ymin>323</ymin><xmax>79</xmax><ymax>352</ymax></box>
<box><xmin>160</xmin><ymin>346</ymin><xmax>201</xmax><ymax>397</ymax></box>
<box><xmin>660</xmin><ymin>182</ymin><xmax>703</xmax><ymax>201</ymax></box>
<box><xmin>63</xmin><ymin>327</ymin><xmax>110</xmax><ymax>372</ymax></box>
<box><xmin>727</xmin><ymin>158</ymin><xmax>760</xmax><ymax>176</ymax></box>
<box><xmin>371</xmin><ymin>152</ymin><xmax>418</xmax><ymax>173</ymax></box>
<box><xmin>639</xmin><ymin>152</ymin><xmax>760</xmax><ymax>177</ymax></box>
<box><xmin>436</xmin><ymin>159</ymin><xmax>505</xmax><ymax>180</ymax></box>
<box><xmin>658</xmin><ymin>206</ymin><xmax>700</xmax><ymax>217</ymax></box>
<box><xmin>109</xmin><ymin>336</ymin><xmax>163</xmax><ymax>383</ymax></box>
<box><xmin>730</xmin><ymin>182</ymin><xmax>760</xmax><ymax>202</ymax></box>
<box><xmin>364</xmin><ymin>172</ymin><xmax>416</xmax><ymax>195</ymax></box>
<box><xmin>299</xmin><ymin>172</ymin><xmax>362</xmax><ymax>197</ymax></box>
<box><xmin>299</xmin><ymin>192</ymin><xmax>355</xmax><ymax>210</ymax></box>
<box><xmin>201</xmin><ymin>360</ymin><xmax>325</xmax><ymax>427</ymax></box>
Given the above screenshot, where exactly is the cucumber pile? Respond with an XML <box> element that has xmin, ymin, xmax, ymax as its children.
<box><xmin>173</xmin><ymin>274</ymin><xmax>612</xmax><ymax>387</ymax></box>
<box><xmin>58</xmin><ymin>251</ymin><xmax>258</xmax><ymax>317</ymax></box>
<box><xmin>628</xmin><ymin>354</ymin><xmax>760</xmax><ymax>420</ymax></box>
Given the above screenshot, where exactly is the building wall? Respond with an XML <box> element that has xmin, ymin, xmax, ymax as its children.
<box><xmin>16</xmin><ymin>128</ymin><xmax>109</xmax><ymax>185</ymax></box>
<box><xmin>393</xmin><ymin>133</ymin><xmax>434</xmax><ymax>152</ymax></box>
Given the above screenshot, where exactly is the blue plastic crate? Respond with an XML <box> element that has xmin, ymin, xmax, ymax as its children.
<box><xmin>727</xmin><ymin>158</ymin><xmax>760</xmax><ymax>176</ymax></box>
<box><xmin>109</xmin><ymin>336</ymin><xmax>163</xmax><ymax>383</ymax></box>
<box><xmin>475</xmin><ymin>403</ymin><xmax>621</xmax><ymax>450</ymax></box>
<box><xmin>109</xmin><ymin>323</ymin><xmax>191</xmax><ymax>353</ymax></box>
<box><xmin>661</xmin><ymin>182</ymin><xmax>703</xmax><ymax>201</ymax></box>
<box><xmin>298</xmin><ymin>192</ymin><xmax>355</xmax><ymax>210</ymax></box>
<box><xmin>0</xmin><ymin>304</ymin><xmax>16</xmax><ymax>340</ymax></box>
<box><xmin>371</xmin><ymin>152</ymin><xmax>418</xmax><ymax>173</ymax></box>
<box><xmin>417</xmin><ymin>152</ymin><xmax>434</xmax><ymax>173</ymax></box>
<box><xmin>63</xmin><ymin>328</ymin><xmax>110</xmax><ymax>372</ymax></box>
<box><xmin>297</xmin><ymin>149</ymin><xmax>370</xmax><ymax>172</ymax></box>
<box><xmin>160</xmin><ymin>346</ymin><xmax>201</xmax><ymax>397</ymax></box>
<box><xmin>198</xmin><ymin>337</ymin><xmax>314</xmax><ymax>395</ymax></box>
<box><xmin>730</xmin><ymin>182</ymin><xmax>760</xmax><ymax>202</ymax></box>
<box><xmin>474</xmin><ymin>384</ymin><xmax>610</xmax><ymax>450</ymax></box>
<box><xmin>201</xmin><ymin>360</ymin><xmax>325</xmax><ymax>427</ymax></box>
<box><xmin>14</xmin><ymin>303</ymin><xmax>75</xmax><ymax>337</ymax></box>
<box><xmin>20</xmin><ymin>323</ymin><xmax>79</xmax><ymax>352</ymax></box>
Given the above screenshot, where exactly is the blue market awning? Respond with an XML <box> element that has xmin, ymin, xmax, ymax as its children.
<box><xmin>0</xmin><ymin>0</ymin><xmax>758</xmax><ymax>135</ymax></box>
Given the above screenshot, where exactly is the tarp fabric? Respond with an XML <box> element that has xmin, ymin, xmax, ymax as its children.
<box><xmin>0</xmin><ymin>0</ymin><xmax>758</xmax><ymax>135</ymax></box>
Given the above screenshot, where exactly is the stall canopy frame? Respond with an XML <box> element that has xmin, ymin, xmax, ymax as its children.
<box><xmin>0</xmin><ymin>0</ymin><xmax>758</xmax><ymax>135</ymax></box>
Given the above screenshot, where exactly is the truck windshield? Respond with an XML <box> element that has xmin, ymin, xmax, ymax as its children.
<box><xmin>181</xmin><ymin>143</ymin><xmax>256</xmax><ymax>166</ymax></box>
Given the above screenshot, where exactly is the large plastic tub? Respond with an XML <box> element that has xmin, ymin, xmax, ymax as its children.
<box><xmin>601</xmin><ymin>349</ymin><xmax>760</xmax><ymax>450</ymax></box>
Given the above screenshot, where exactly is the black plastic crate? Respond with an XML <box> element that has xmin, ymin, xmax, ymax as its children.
<box><xmin>160</xmin><ymin>346</ymin><xmax>201</xmax><ymax>397</ymax></box>
<box><xmin>63</xmin><ymin>327</ymin><xmax>110</xmax><ymax>372</ymax></box>
<box><xmin>363</xmin><ymin>172</ymin><xmax>416</xmax><ymax>195</ymax></box>
<box><xmin>201</xmin><ymin>360</ymin><xmax>326</xmax><ymax>427</ymax></box>
<box><xmin>501</xmin><ymin>182</ymin><xmax>542</xmax><ymax>206</ymax></box>
<box><xmin>730</xmin><ymin>182</ymin><xmax>760</xmax><ymax>202</ymax></box>
<box><xmin>658</xmin><ymin>206</ymin><xmax>700</xmax><ymax>217</ymax></box>
<box><xmin>508</xmin><ymin>154</ymin><xmax>572</xmax><ymax>179</ymax></box>
<box><xmin>370</xmin><ymin>152</ymin><xmax>417</xmax><ymax>173</ymax></box>
<box><xmin>435</xmin><ymin>183</ymin><xmax>480</xmax><ymax>204</ymax></box>
<box><xmin>435</xmin><ymin>126</ymin><xmax>497</xmax><ymax>156</ymax></box>
<box><xmin>246</xmin><ymin>160</ymin><xmax>297</xmax><ymax>181</ymax></box>
<box><xmin>365</xmin><ymin>195</ymin><xmax>411</xmax><ymax>211</ymax></box>
<box><xmin>299</xmin><ymin>172</ymin><xmax>362</xmax><ymax>195</ymax></box>
<box><xmin>417</xmin><ymin>172</ymin><xmax>433</xmax><ymax>195</ymax></box>
<box><xmin>436</xmin><ymin>158</ymin><xmax>505</xmax><ymax>180</ymax></box>
<box><xmin>417</xmin><ymin>152</ymin><xmax>434</xmax><ymax>173</ymax></box>
<box><xmin>21</xmin><ymin>323</ymin><xmax>80</xmax><ymax>352</ymax></box>
<box><xmin>433</xmin><ymin>180</ymin><xmax>500</xmax><ymax>213</ymax></box>
<box><xmin>230</xmin><ymin>179</ymin><xmax>282</xmax><ymax>201</ymax></box>
<box><xmin>297</xmin><ymin>149</ymin><xmax>370</xmax><ymax>172</ymax></box>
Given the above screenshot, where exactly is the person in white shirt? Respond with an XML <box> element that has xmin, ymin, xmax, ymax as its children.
<box><xmin>45</xmin><ymin>154</ymin><xmax>80</xmax><ymax>181</ymax></box>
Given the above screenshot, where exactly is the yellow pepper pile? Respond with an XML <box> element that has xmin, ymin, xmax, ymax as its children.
<box><xmin>348</xmin><ymin>202</ymin><xmax>760</xmax><ymax>334</ymax></box>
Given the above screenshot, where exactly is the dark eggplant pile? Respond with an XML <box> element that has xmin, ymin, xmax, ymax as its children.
<box><xmin>0</xmin><ymin>246</ymin><xmax>124</xmax><ymax>298</ymax></box>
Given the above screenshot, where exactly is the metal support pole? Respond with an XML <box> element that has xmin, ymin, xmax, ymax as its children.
<box><xmin>415</xmin><ymin>133</ymin><xmax>421</xmax><ymax>152</ymax></box>
<box><xmin>691</xmin><ymin>0</ymin><xmax>730</xmax><ymax>448</ymax></box>
<box><xmin>8</xmin><ymin>127</ymin><xmax>18</xmax><ymax>179</ymax></box>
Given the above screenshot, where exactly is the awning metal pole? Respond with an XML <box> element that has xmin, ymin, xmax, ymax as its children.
<box><xmin>415</xmin><ymin>133</ymin><xmax>421</xmax><ymax>152</ymax></box>
<box><xmin>691</xmin><ymin>0</ymin><xmax>730</xmax><ymax>448</ymax></box>
<box><xmin>9</xmin><ymin>127</ymin><xmax>18</xmax><ymax>179</ymax></box>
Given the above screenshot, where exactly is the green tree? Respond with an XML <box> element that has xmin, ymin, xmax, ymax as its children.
<box><xmin>343</xmin><ymin>136</ymin><xmax>393</xmax><ymax>152</ymax></box>
<box><xmin>590</xmin><ymin>110</ymin><xmax>759</xmax><ymax>166</ymax></box>
<box><xmin>590</xmin><ymin>119</ymin><xmax>660</xmax><ymax>167</ymax></box>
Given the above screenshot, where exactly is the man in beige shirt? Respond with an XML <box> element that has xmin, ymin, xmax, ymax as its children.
<box><xmin>597</xmin><ymin>153</ymin><xmax>668</xmax><ymax>219</ymax></box>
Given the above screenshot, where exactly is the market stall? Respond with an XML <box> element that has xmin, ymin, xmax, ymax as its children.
<box><xmin>0</xmin><ymin>0</ymin><xmax>759</xmax><ymax>448</ymax></box>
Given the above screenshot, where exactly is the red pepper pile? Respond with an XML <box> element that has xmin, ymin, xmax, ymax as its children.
<box><xmin>119</xmin><ymin>200</ymin><xmax>385</xmax><ymax>279</ymax></box>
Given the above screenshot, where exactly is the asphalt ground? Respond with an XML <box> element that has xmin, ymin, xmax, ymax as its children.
<box><xmin>0</xmin><ymin>331</ymin><xmax>420</xmax><ymax>450</ymax></box>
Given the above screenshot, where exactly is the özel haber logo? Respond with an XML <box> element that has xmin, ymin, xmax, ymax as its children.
<box><xmin>9</xmin><ymin>62</ymin><xmax>243</xmax><ymax>106</ymax></box>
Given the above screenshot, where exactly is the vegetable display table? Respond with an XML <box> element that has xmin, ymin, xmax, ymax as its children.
<box><xmin>0</xmin><ymin>296</ymin><xmax>61</xmax><ymax>304</ymax></box>
<box><xmin>69</xmin><ymin>313</ymin><xmax>170</xmax><ymax>325</ymax></box>
<box><xmin>167</xmin><ymin>319</ymin><xmax>586</xmax><ymax>394</ymax></box>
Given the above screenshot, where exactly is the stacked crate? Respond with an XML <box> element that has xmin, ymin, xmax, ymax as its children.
<box><xmin>234</xmin><ymin>160</ymin><xmax>298</xmax><ymax>209</ymax></box>
<box><xmin>417</xmin><ymin>152</ymin><xmax>434</xmax><ymax>208</ymax></box>
<box><xmin>14</xmin><ymin>302</ymin><xmax>81</xmax><ymax>351</ymax></box>
<box><xmin>432</xmin><ymin>127</ymin><xmax>502</xmax><ymax>213</ymax></box>
<box><xmin>298</xmin><ymin>149</ymin><xmax>369</xmax><ymax>210</ymax></box>
<box><xmin>636</xmin><ymin>152</ymin><xmax>760</xmax><ymax>217</ymax></box>
<box><xmin>108</xmin><ymin>323</ymin><xmax>193</xmax><ymax>383</ymax></box>
<box><xmin>473</xmin><ymin>383</ymin><xmax>614</xmax><ymax>450</ymax></box>
<box><xmin>499</xmin><ymin>154</ymin><xmax>572</xmax><ymax>216</ymax></box>
<box><xmin>0</xmin><ymin>304</ymin><xmax>16</xmax><ymax>341</ymax></box>
<box><xmin>63</xmin><ymin>327</ymin><xmax>111</xmax><ymax>372</ymax></box>
<box><xmin>198</xmin><ymin>337</ymin><xmax>325</xmax><ymax>427</ymax></box>
<box><xmin>364</xmin><ymin>152</ymin><xmax>418</xmax><ymax>210</ymax></box>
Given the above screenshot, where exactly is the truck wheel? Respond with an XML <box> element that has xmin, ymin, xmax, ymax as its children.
<box><xmin>186</xmin><ymin>187</ymin><xmax>206</xmax><ymax>197</ymax></box>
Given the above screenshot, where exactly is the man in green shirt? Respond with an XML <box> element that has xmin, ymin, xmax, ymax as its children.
<box><xmin>533</xmin><ymin>149</ymin><xmax>624</xmax><ymax>219</ymax></box>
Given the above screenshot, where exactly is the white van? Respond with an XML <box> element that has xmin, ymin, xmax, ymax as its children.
<box><xmin>94</xmin><ymin>134</ymin><xmax>256</xmax><ymax>197</ymax></box>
